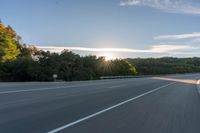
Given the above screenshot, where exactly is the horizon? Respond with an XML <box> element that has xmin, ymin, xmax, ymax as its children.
<box><xmin>1</xmin><ymin>0</ymin><xmax>200</xmax><ymax>58</ymax></box>
<box><xmin>35</xmin><ymin>45</ymin><xmax>200</xmax><ymax>59</ymax></box>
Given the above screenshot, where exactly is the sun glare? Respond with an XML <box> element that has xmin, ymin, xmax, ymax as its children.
<box><xmin>104</xmin><ymin>53</ymin><xmax>114</xmax><ymax>61</ymax></box>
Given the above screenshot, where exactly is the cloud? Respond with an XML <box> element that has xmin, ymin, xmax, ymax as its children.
<box><xmin>37</xmin><ymin>46</ymin><xmax>149</xmax><ymax>53</ymax></box>
<box><xmin>192</xmin><ymin>38</ymin><xmax>200</xmax><ymax>43</ymax></box>
<box><xmin>151</xmin><ymin>45</ymin><xmax>192</xmax><ymax>53</ymax></box>
<box><xmin>154</xmin><ymin>32</ymin><xmax>200</xmax><ymax>40</ymax></box>
<box><xmin>120</xmin><ymin>0</ymin><xmax>200</xmax><ymax>15</ymax></box>
<box><xmin>37</xmin><ymin>45</ymin><xmax>192</xmax><ymax>54</ymax></box>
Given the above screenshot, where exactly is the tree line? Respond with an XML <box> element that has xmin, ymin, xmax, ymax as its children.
<box><xmin>0</xmin><ymin>21</ymin><xmax>137</xmax><ymax>81</ymax></box>
<box><xmin>1</xmin><ymin>21</ymin><xmax>200</xmax><ymax>81</ymax></box>
<box><xmin>126</xmin><ymin>58</ymin><xmax>200</xmax><ymax>75</ymax></box>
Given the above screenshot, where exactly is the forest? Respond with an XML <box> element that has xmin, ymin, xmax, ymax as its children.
<box><xmin>0</xmin><ymin>21</ymin><xmax>137</xmax><ymax>81</ymax></box>
<box><xmin>0</xmin><ymin>21</ymin><xmax>200</xmax><ymax>81</ymax></box>
<box><xmin>127</xmin><ymin>58</ymin><xmax>200</xmax><ymax>75</ymax></box>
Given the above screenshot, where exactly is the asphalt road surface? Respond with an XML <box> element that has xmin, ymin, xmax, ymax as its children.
<box><xmin>0</xmin><ymin>74</ymin><xmax>200</xmax><ymax>133</ymax></box>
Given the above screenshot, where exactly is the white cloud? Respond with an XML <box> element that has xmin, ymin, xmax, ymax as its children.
<box><xmin>37</xmin><ymin>46</ymin><xmax>149</xmax><ymax>53</ymax></box>
<box><xmin>120</xmin><ymin>0</ymin><xmax>140</xmax><ymax>6</ymax></box>
<box><xmin>37</xmin><ymin>45</ymin><xmax>192</xmax><ymax>54</ymax></box>
<box><xmin>120</xmin><ymin>0</ymin><xmax>200</xmax><ymax>15</ymax></box>
<box><xmin>151</xmin><ymin>45</ymin><xmax>192</xmax><ymax>52</ymax></box>
<box><xmin>154</xmin><ymin>32</ymin><xmax>200</xmax><ymax>40</ymax></box>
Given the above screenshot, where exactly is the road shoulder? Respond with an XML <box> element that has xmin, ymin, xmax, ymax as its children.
<box><xmin>197</xmin><ymin>80</ymin><xmax>200</xmax><ymax>95</ymax></box>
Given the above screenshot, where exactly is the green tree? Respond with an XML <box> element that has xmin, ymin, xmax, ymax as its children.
<box><xmin>0</xmin><ymin>22</ymin><xmax>20</xmax><ymax>62</ymax></box>
<box><xmin>0</xmin><ymin>20</ymin><xmax>139</xmax><ymax>81</ymax></box>
<box><xmin>0</xmin><ymin>32</ymin><xmax>20</xmax><ymax>62</ymax></box>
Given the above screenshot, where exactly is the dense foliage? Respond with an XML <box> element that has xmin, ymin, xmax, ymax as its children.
<box><xmin>127</xmin><ymin>58</ymin><xmax>200</xmax><ymax>75</ymax></box>
<box><xmin>0</xmin><ymin>22</ymin><xmax>137</xmax><ymax>81</ymax></box>
<box><xmin>0</xmin><ymin>22</ymin><xmax>20</xmax><ymax>62</ymax></box>
<box><xmin>1</xmin><ymin>21</ymin><xmax>200</xmax><ymax>81</ymax></box>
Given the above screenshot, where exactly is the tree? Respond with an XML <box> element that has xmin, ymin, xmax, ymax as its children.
<box><xmin>111</xmin><ymin>59</ymin><xmax>137</xmax><ymax>76</ymax></box>
<box><xmin>0</xmin><ymin>32</ymin><xmax>20</xmax><ymax>62</ymax></box>
<box><xmin>126</xmin><ymin>57</ymin><xmax>200</xmax><ymax>75</ymax></box>
<box><xmin>0</xmin><ymin>22</ymin><xmax>20</xmax><ymax>62</ymax></box>
<box><xmin>0</xmin><ymin>21</ymin><xmax>139</xmax><ymax>81</ymax></box>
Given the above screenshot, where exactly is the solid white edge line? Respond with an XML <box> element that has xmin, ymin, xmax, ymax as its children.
<box><xmin>47</xmin><ymin>82</ymin><xmax>175</xmax><ymax>133</ymax></box>
<box><xmin>0</xmin><ymin>79</ymin><xmax>142</xmax><ymax>94</ymax></box>
<box><xmin>0</xmin><ymin>82</ymin><xmax>116</xmax><ymax>94</ymax></box>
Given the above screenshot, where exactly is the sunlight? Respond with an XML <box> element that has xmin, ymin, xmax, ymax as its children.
<box><xmin>152</xmin><ymin>77</ymin><xmax>197</xmax><ymax>85</ymax></box>
<box><xmin>104</xmin><ymin>53</ymin><xmax>114</xmax><ymax>61</ymax></box>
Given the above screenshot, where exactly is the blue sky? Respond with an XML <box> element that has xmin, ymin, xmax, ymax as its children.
<box><xmin>1</xmin><ymin>0</ymin><xmax>200</xmax><ymax>58</ymax></box>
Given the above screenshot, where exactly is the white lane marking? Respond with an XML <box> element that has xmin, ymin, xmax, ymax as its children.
<box><xmin>0</xmin><ymin>78</ymin><xmax>152</xmax><ymax>95</ymax></box>
<box><xmin>108</xmin><ymin>85</ymin><xmax>126</xmax><ymax>89</ymax></box>
<box><xmin>47</xmin><ymin>82</ymin><xmax>175</xmax><ymax>133</ymax></box>
<box><xmin>0</xmin><ymin>82</ymin><xmax>116</xmax><ymax>94</ymax></box>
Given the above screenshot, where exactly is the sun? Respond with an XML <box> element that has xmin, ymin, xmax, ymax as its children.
<box><xmin>104</xmin><ymin>53</ymin><xmax>114</xmax><ymax>61</ymax></box>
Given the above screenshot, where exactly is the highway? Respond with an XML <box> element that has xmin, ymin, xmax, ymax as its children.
<box><xmin>0</xmin><ymin>74</ymin><xmax>200</xmax><ymax>133</ymax></box>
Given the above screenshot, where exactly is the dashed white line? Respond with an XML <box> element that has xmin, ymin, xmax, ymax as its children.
<box><xmin>47</xmin><ymin>82</ymin><xmax>175</xmax><ymax>133</ymax></box>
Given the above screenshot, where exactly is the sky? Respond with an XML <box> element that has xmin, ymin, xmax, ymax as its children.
<box><xmin>1</xmin><ymin>0</ymin><xmax>200</xmax><ymax>58</ymax></box>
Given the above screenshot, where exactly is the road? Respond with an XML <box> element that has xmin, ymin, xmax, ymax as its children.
<box><xmin>0</xmin><ymin>74</ymin><xmax>200</xmax><ymax>133</ymax></box>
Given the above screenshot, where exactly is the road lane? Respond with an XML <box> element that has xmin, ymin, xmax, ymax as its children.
<box><xmin>63</xmin><ymin>78</ymin><xmax>200</xmax><ymax>133</ymax></box>
<box><xmin>48</xmin><ymin>82</ymin><xmax>175</xmax><ymax>133</ymax></box>
<box><xmin>0</xmin><ymin>74</ymin><xmax>199</xmax><ymax>133</ymax></box>
<box><xmin>0</xmin><ymin>73</ymin><xmax>197</xmax><ymax>93</ymax></box>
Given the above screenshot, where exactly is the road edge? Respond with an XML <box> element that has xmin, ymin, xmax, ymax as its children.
<box><xmin>197</xmin><ymin>80</ymin><xmax>200</xmax><ymax>95</ymax></box>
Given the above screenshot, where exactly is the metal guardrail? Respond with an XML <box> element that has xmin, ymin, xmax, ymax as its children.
<box><xmin>100</xmin><ymin>73</ymin><xmax>200</xmax><ymax>80</ymax></box>
<box><xmin>100</xmin><ymin>75</ymin><xmax>152</xmax><ymax>79</ymax></box>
